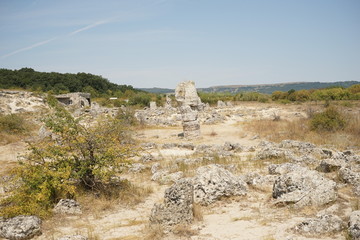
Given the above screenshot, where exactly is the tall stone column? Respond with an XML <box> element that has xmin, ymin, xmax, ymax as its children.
<box><xmin>175</xmin><ymin>81</ymin><xmax>202</xmax><ymax>139</ymax></box>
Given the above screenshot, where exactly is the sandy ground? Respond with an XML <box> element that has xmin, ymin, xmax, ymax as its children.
<box><xmin>0</xmin><ymin>102</ymin><xmax>353</xmax><ymax>240</ymax></box>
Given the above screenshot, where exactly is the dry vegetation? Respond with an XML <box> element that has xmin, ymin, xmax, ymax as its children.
<box><xmin>244</xmin><ymin>102</ymin><xmax>360</xmax><ymax>150</ymax></box>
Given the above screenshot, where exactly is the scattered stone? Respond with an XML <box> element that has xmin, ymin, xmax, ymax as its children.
<box><xmin>128</xmin><ymin>163</ymin><xmax>147</xmax><ymax>173</ymax></box>
<box><xmin>53</xmin><ymin>199</ymin><xmax>82</xmax><ymax>215</ymax></box>
<box><xmin>140</xmin><ymin>153</ymin><xmax>154</xmax><ymax>162</ymax></box>
<box><xmin>316</xmin><ymin>158</ymin><xmax>345</xmax><ymax>173</ymax></box>
<box><xmin>217</xmin><ymin>100</ymin><xmax>226</xmax><ymax>108</ymax></box>
<box><xmin>0</xmin><ymin>215</ymin><xmax>42</xmax><ymax>240</ymax></box>
<box><xmin>292</xmin><ymin>214</ymin><xmax>344</xmax><ymax>235</ymax></box>
<box><xmin>150</xmin><ymin>179</ymin><xmax>194</xmax><ymax>226</ymax></box>
<box><xmin>268</xmin><ymin>163</ymin><xmax>305</xmax><ymax>175</ymax></box>
<box><xmin>151</xmin><ymin>170</ymin><xmax>184</xmax><ymax>184</ymax></box>
<box><xmin>349</xmin><ymin>211</ymin><xmax>360</xmax><ymax>240</ymax></box>
<box><xmin>338</xmin><ymin>167</ymin><xmax>360</xmax><ymax>195</ymax></box>
<box><xmin>151</xmin><ymin>163</ymin><xmax>161</xmax><ymax>174</ymax></box>
<box><xmin>141</xmin><ymin>142</ymin><xmax>157</xmax><ymax>150</ymax></box>
<box><xmin>272</xmin><ymin>168</ymin><xmax>337</xmax><ymax>207</ymax></box>
<box><xmin>193</xmin><ymin>165</ymin><xmax>247</xmax><ymax>205</ymax></box>
<box><xmin>223</xmin><ymin>142</ymin><xmax>242</xmax><ymax>152</ymax></box>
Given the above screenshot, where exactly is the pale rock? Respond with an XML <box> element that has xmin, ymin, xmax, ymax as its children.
<box><xmin>293</xmin><ymin>214</ymin><xmax>344</xmax><ymax>235</ymax></box>
<box><xmin>0</xmin><ymin>215</ymin><xmax>42</xmax><ymax>240</ymax></box>
<box><xmin>349</xmin><ymin>211</ymin><xmax>360</xmax><ymax>240</ymax></box>
<box><xmin>54</xmin><ymin>199</ymin><xmax>82</xmax><ymax>215</ymax></box>
<box><xmin>150</xmin><ymin>179</ymin><xmax>194</xmax><ymax>225</ymax></box>
<box><xmin>193</xmin><ymin>164</ymin><xmax>247</xmax><ymax>205</ymax></box>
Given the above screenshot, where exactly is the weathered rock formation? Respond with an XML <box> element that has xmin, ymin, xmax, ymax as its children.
<box><xmin>175</xmin><ymin>81</ymin><xmax>202</xmax><ymax>139</ymax></box>
<box><xmin>272</xmin><ymin>165</ymin><xmax>337</xmax><ymax>207</ymax></box>
<box><xmin>53</xmin><ymin>199</ymin><xmax>82</xmax><ymax>215</ymax></box>
<box><xmin>0</xmin><ymin>215</ymin><xmax>42</xmax><ymax>240</ymax></box>
<box><xmin>349</xmin><ymin>211</ymin><xmax>360</xmax><ymax>240</ymax></box>
<box><xmin>193</xmin><ymin>164</ymin><xmax>247</xmax><ymax>205</ymax></box>
<box><xmin>292</xmin><ymin>214</ymin><xmax>344</xmax><ymax>236</ymax></box>
<box><xmin>150</xmin><ymin>179</ymin><xmax>194</xmax><ymax>225</ymax></box>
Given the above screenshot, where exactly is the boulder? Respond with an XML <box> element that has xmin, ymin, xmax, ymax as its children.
<box><xmin>217</xmin><ymin>100</ymin><xmax>226</xmax><ymax>108</ymax></box>
<box><xmin>175</xmin><ymin>81</ymin><xmax>202</xmax><ymax>109</ymax></box>
<box><xmin>53</xmin><ymin>199</ymin><xmax>82</xmax><ymax>215</ymax></box>
<box><xmin>193</xmin><ymin>165</ymin><xmax>247</xmax><ymax>205</ymax></box>
<box><xmin>338</xmin><ymin>167</ymin><xmax>360</xmax><ymax>196</ymax></box>
<box><xmin>150</xmin><ymin>179</ymin><xmax>194</xmax><ymax>225</ymax></box>
<box><xmin>128</xmin><ymin>163</ymin><xmax>147</xmax><ymax>173</ymax></box>
<box><xmin>268</xmin><ymin>163</ymin><xmax>305</xmax><ymax>175</ymax></box>
<box><xmin>349</xmin><ymin>211</ymin><xmax>360</xmax><ymax>240</ymax></box>
<box><xmin>0</xmin><ymin>215</ymin><xmax>42</xmax><ymax>240</ymax></box>
<box><xmin>151</xmin><ymin>170</ymin><xmax>184</xmax><ymax>184</ymax></box>
<box><xmin>272</xmin><ymin>168</ymin><xmax>337</xmax><ymax>207</ymax></box>
<box><xmin>293</xmin><ymin>214</ymin><xmax>344</xmax><ymax>235</ymax></box>
<box><xmin>316</xmin><ymin>158</ymin><xmax>345</xmax><ymax>173</ymax></box>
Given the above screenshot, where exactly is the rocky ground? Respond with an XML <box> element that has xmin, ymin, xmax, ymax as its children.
<box><xmin>0</xmin><ymin>91</ymin><xmax>359</xmax><ymax>240</ymax></box>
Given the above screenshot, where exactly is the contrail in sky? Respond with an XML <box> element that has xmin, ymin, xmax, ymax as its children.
<box><xmin>1</xmin><ymin>37</ymin><xmax>58</xmax><ymax>59</ymax></box>
<box><xmin>68</xmin><ymin>20</ymin><xmax>109</xmax><ymax>36</ymax></box>
<box><xmin>1</xmin><ymin>19</ymin><xmax>110</xmax><ymax>59</ymax></box>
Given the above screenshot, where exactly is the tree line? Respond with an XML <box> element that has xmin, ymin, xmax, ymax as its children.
<box><xmin>0</xmin><ymin>68</ymin><xmax>138</xmax><ymax>97</ymax></box>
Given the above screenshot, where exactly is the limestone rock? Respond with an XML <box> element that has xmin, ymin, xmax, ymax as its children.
<box><xmin>53</xmin><ymin>199</ymin><xmax>82</xmax><ymax>215</ymax></box>
<box><xmin>128</xmin><ymin>163</ymin><xmax>147</xmax><ymax>173</ymax></box>
<box><xmin>338</xmin><ymin>167</ymin><xmax>360</xmax><ymax>196</ymax></box>
<box><xmin>316</xmin><ymin>158</ymin><xmax>345</xmax><ymax>173</ymax></box>
<box><xmin>150</xmin><ymin>179</ymin><xmax>194</xmax><ymax>225</ymax></box>
<box><xmin>175</xmin><ymin>81</ymin><xmax>202</xmax><ymax>108</ymax></box>
<box><xmin>0</xmin><ymin>215</ymin><xmax>42</xmax><ymax>240</ymax></box>
<box><xmin>151</xmin><ymin>170</ymin><xmax>183</xmax><ymax>184</ymax></box>
<box><xmin>193</xmin><ymin>165</ymin><xmax>247</xmax><ymax>205</ymax></box>
<box><xmin>293</xmin><ymin>214</ymin><xmax>344</xmax><ymax>235</ymax></box>
<box><xmin>349</xmin><ymin>211</ymin><xmax>360</xmax><ymax>240</ymax></box>
<box><xmin>272</xmin><ymin>168</ymin><xmax>337</xmax><ymax>207</ymax></box>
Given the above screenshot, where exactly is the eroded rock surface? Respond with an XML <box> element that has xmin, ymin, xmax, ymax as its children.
<box><xmin>349</xmin><ymin>211</ymin><xmax>360</xmax><ymax>240</ymax></box>
<box><xmin>53</xmin><ymin>199</ymin><xmax>82</xmax><ymax>215</ymax></box>
<box><xmin>150</xmin><ymin>179</ymin><xmax>194</xmax><ymax>225</ymax></box>
<box><xmin>292</xmin><ymin>214</ymin><xmax>344</xmax><ymax>236</ymax></box>
<box><xmin>0</xmin><ymin>215</ymin><xmax>42</xmax><ymax>240</ymax></box>
<box><xmin>272</xmin><ymin>165</ymin><xmax>337</xmax><ymax>207</ymax></box>
<box><xmin>193</xmin><ymin>164</ymin><xmax>247</xmax><ymax>205</ymax></box>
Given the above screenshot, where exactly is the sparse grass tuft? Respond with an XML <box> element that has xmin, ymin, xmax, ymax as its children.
<box><xmin>172</xmin><ymin>224</ymin><xmax>198</xmax><ymax>238</ymax></box>
<box><xmin>209</xmin><ymin>129</ymin><xmax>218</xmax><ymax>136</ymax></box>
<box><xmin>192</xmin><ymin>203</ymin><xmax>203</xmax><ymax>222</ymax></box>
<box><xmin>143</xmin><ymin>224</ymin><xmax>165</xmax><ymax>240</ymax></box>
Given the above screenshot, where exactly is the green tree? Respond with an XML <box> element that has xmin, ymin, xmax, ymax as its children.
<box><xmin>0</xmin><ymin>96</ymin><xmax>135</xmax><ymax>218</ymax></box>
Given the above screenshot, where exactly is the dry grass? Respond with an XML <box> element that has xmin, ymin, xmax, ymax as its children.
<box><xmin>79</xmin><ymin>183</ymin><xmax>153</xmax><ymax>217</ymax></box>
<box><xmin>244</xmin><ymin>107</ymin><xmax>360</xmax><ymax>149</ymax></box>
<box><xmin>193</xmin><ymin>203</ymin><xmax>203</xmax><ymax>222</ymax></box>
<box><xmin>172</xmin><ymin>224</ymin><xmax>198</xmax><ymax>238</ymax></box>
<box><xmin>143</xmin><ymin>224</ymin><xmax>165</xmax><ymax>240</ymax></box>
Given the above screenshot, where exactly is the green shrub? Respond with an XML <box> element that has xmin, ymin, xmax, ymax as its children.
<box><xmin>0</xmin><ymin>98</ymin><xmax>135</xmax><ymax>218</ymax></box>
<box><xmin>0</xmin><ymin>113</ymin><xmax>27</xmax><ymax>133</ymax></box>
<box><xmin>310</xmin><ymin>107</ymin><xmax>346</xmax><ymax>132</ymax></box>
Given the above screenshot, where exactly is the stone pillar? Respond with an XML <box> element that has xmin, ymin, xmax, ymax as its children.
<box><xmin>175</xmin><ymin>81</ymin><xmax>202</xmax><ymax>139</ymax></box>
<box><xmin>149</xmin><ymin>101</ymin><xmax>157</xmax><ymax>110</ymax></box>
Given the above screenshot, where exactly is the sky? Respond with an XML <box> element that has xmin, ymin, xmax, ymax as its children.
<box><xmin>0</xmin><ymin>0</ymin><xmax>359</xmax><ymax>88</ymax></box>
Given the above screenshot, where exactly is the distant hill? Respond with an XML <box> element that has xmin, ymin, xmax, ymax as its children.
<box><xmin>136</xmin><ymin>87</ymin><xmax>174</xmax><ymax>94</ymax></box>
<box><xmin>0</xmin><ymin>68</ymin><xmax>138</xmax><ymax>96</ymax></box>
<box><xmin>139</xmin><ymin>81</ymin><xmax>360</xmax><ymax>94</ymax></box>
